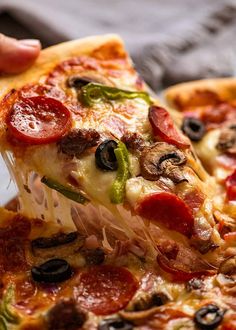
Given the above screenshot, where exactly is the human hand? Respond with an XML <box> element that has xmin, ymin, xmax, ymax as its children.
<box><xmin>0</xmin><ymin>34</ymin><xmax>41</xmax><ymax>74</ymax></box>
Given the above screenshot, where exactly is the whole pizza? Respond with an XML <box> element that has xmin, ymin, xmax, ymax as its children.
<box><xmin>0</xmin><ymin>34</ymin><xmax>235</xmax><ymax>330</ymax></box>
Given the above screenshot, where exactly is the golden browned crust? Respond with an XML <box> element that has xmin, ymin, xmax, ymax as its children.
<box><xmin>0</xmin><ymin>34</ymin><xmax>126</xmax><ymax>99</ymax></box>
<box><xmin>0</xmin><ymin>34</ymin><xmax>128</xmax><ymax>138</ymax></box>
<box><xmin>164</xmin><ymin>78</ymin><xmax>236</xmax><ymax>110</ymax></box>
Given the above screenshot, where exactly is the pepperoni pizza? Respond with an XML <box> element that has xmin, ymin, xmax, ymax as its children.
<box><xmin>0</xmin><ymin>35</ymin><xmax>235</xmax><ymax>329</ymax></box>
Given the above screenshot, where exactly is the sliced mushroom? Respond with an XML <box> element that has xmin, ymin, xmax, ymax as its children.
<box><xmin>219</xmin><ymin>256</ymin><xmax>236</xmax><ymax>275</ymax></box>
<box><xmin>216</xmin><ymin>125</ymin><xmax>236</xmax><ymax>154</ymax></box>
<box><xmin>67</xmin><ymin>72</ymin><xmax>114</xmax><ymax>89</ymax></box>
<box><xmin>140</xmin><ymin>142</ymin><xmax>187</xmax><ymax>183</ymax></box>
<box><xmin>130</xmin><ymin>292</ymin><xmax>169</xmax><ymax>312</ymax></box>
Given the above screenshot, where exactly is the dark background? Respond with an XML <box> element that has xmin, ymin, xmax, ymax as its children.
<box><xmin>1</xmin><ymin>0</ymin><xmax>236</xmax><ymax>90</ymax></box>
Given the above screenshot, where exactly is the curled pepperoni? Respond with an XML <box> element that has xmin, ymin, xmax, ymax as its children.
<box><xmin>156</xmin><ymin>240</ymin><xmax>216</xmax><ymax>282</ymax></box>
<box><xmin>225</xmin><ymin>169</ymin><xmax>236</xmax><ymax>201</ymax></box>
<box><xmin>76</xmin><ymin>265</ymin><xmax>138</xmax><ymax>315</ymax></box>
<box><xmin>136</xmin><ymin>192</ymin><xmax>194</xmax><ymax>237</ymax></box>
<box><xmin>156</xmin><ymin>254</ymin><xmax>214</xmax><ymax>282</ymax></box>
<box><xmin>149</xmin><ymin>106</ymin><xmax>190</xmax><ymax>149</ymax></box>
<box><xmin>7</xmin><ymin>96</ymin><xmax>71</xmax><ymax>144</ymax></box>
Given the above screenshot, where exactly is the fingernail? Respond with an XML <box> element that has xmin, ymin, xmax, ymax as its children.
<box><xmin>19</xmin><ymin>39</ymin><xmax>41</xmax><ymax>47</ymax></box>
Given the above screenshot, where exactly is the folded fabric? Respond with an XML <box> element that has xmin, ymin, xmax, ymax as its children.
<box><xmin>1</xmin><ymin>0</ymin><xmax>236</xmax><ymax>90</ymax></box>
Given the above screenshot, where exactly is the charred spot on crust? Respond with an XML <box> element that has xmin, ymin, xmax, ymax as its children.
<box><xmin>121</xmin><ymin>132</ymin><xmax>146</xmax><ymax>152</ymax></box>
<box><xmin>58</xmin><ymin>129</ymin><xmax>100</xmax><ymax>158</ymax></box>
<box><xmin>47</xmin><ymin>299</ymin><xmax>86</xmax><ymax>330</ymax></box>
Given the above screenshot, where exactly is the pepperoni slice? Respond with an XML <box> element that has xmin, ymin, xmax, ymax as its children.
<box><xmin>225</xmin><ymin>169</ymin><xmax>236</xmax><ymax>201</ymax></box>
<box><xmin>156</xmin><ymin>254</ymin><xmax>214</xmax><ymax>282</ymax></box>
<box><xmin>7</xmin><ymin>96</ymin><xmax>71</xmax><ymax>144</ymax></box>
<box><xmin>76</xmin><ymin>265</ymin><xmax>138</xmax><ymax>315</ymax></box>
<box><xmin>149</xmin><ymin>105</ymin><xmax>190</xmax><ymax>149</ymax></box>
<box><xmin>136</xmin><ymin>192</ymin><xmax>194</xmax><ymax>237</ymax></box>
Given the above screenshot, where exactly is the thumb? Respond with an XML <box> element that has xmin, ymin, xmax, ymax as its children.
<box><xmin>0</xmin><ymin>34</ymin><xmax>41</xmax><ymax>74</ymax></box>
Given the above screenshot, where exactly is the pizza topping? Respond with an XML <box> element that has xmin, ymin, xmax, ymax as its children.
<box><xmin>121</xmin><ymin>132</ymin><xmax>146</xmax><ymax>152</ymax></box>
<box><xmin>186</xmin><ymin>278</ymin><xmax>204</xmax><ymax>291</ymax></box>
<box><xmin>7</xmin><ymin>96</ymin><xmax>71</xmax><ymax>144</ymax></box>
<box><xmin>58</xmin><ymin>128</ymin><xmax>100</xmax><ymax>158</ymax></box>
<box><xmin>131</xmin><ymin>292</ymin><xmax>169</xmax><ymax>312</ymax></box>
<box><xmin>31</xmin><ymin>258</ymin><xmax>72</xmax><ymax>283</ymax></box>
<box><xmin>67</xmin><ymin>76</ymin><xmax>95</xmax><ymax>88</ymax></box>
<box><xmin>194</xmin><ymin>304</ymin><xmax>225</xmax><ymax>330</ymax></box>
<box><xmin>0</xmin><ymin>216</ymin><xmax>30</xmax><ymax>274</ymax></box>
<box><xmin>0</xmin><ymin>286</ymin><xmax>21</xmax><ymax>328</ymax></box>
<box><xmin>140</xmin><ymin>142</ymin><xmax>187</xmax><ymax>183</ymax></box>
<box><xmin>174</xmin><ymin>90</ymin><xmax>221</xmax><ymax>110</ymax></box>
<box><xmin>95</xmin><ymin>140</ymin><xmax>118</xmax><ymax>171</ymax></box>
<box><xmin>136</xmin><ymin>192</ymin><xmax>194</xmax><ymax>237</ymax></box>
<box><xmin>216</xmin><ymin>124</ymin><xmax>236</xmax><ymax>154</ymax></box>
<box><xmin>225</xmin><ymin>169</ymin><xmax>236</xmax><ymax>201</ymax></box>
<box><xmin>41</xmin><ymin>176</ymin><xmax>89</xmax><ymax>204</ymax></box>
<box><xmin>201</xmin><ymin>103</ymin><xmax>236</xmax><ymax>130</ymax></box>
<box><xmin>149</xmin><ymin>105</ymin><xmax>190</xmax><ymax>149</ymax></box>
<box><xmin>47</xmin><ymin>299</ymin><xmax>86</xmax><ymax>330</ymax></box>
<box><xmin>181</xmin><ymin>117</ymin><xmax>205</xmax><ymax>141</ymax></box>
<box><xmin>98</xmin><ymin>318</ymin><xmax>133</xmax><ymax>330</ymax></box>
<box><xmin>81</xmin><ymin>247</ymin><xmax>105</xmax><ymax>265</ymax></box>
<box><xmin>110</xmin><ymin>141</ymin><xmax>130</xmax><ymax>204</ymax></box>
<box><xmin>67</xmin><ymin>72</ymin><xmax>113</xmax><ymax>89</ymax></box>
<box><xmin>219</xmin><ymin>256</ymin><xmax>236</xmax><ymax>275</ymax></box>
<box><xmin>81</xmin><ymin>83</ymin><xmax>151</xmax><ymax>106</ymax></box>
<box><xmin>156</xmin><ymin>253</ymin><xmax>213</xmax><ymax>282</ymax></box>
<box><xmin>156</xmin><ymin>240</ymin><xmax>216</xmax><ymax>281</ymax></box>
<box><xmin>120</xmin><ymin>306</ymin><xmax>190</xmax><ymax>325</ymax></box>
<box><xmin>76</xmin><ymin>265</ymin><xmax>138</xmax><ymax>315</ymax></box>
<box><xmin>32</xmin><ymin>232</ymin><xmax>78</xmax><ymax>249</ymax></box>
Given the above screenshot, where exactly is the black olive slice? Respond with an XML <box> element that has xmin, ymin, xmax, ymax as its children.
<box><xmin>194</xmin><ymin>304</ymin><xmax>225</xmax><ymax>329</ymax></box>
<box><xmin>95</xmin><ymin>140</ymin><xmax>118</xmax><ymax>171</ymax></box>
<box><xmin>98</xmin><ymin>318</ymin><xmax>133</xmax><ymax>330</ymax></box>
<box><xmin>31</xmin><ymin>258</ymin><xmax>72</xmax><ymax>283</ymax></box>
<box><xmin>181</xmin><ymin>117</ymin><xmax>205</xmax><ymax>142</ymax></box>
<box><xmin>31</xmin><ymin>232</ymin><xmax>78</xmax><ymax>249</ymax></box>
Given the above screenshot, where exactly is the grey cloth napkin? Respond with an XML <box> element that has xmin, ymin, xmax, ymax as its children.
<box><xmin>1</xmin><ymin>0</ymin><xmax>236</xmax><ymax>90</ymax></box>
<box><xmin>0</xmin><ymin>0</ymin><xmax>236</xmax><ymax>203</ymax></box>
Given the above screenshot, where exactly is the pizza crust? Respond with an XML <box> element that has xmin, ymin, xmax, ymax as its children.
<box><xmin>0</xmin><ymin>34</ymin><xmax>125</xmax><ymax>100</ymax></box>
<box><xmin>164</xmin><ymin>78</ymin><xmax>236</xmax><ymax>109</ymax></box>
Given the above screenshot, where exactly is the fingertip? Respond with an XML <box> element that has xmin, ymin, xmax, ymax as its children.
<box><xmin>0</xmin><ymin>36</ymin><xmax>41</xmax><ymax>74</ymax></box>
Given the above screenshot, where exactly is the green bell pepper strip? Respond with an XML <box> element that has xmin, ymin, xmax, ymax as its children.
<box><xmin>41</xmin><ymin>177</ymin><xmax>89</xmax><ymax>204</ymax></box>
<box><xmin>110</xmin><ymin>141</ymin><xmax>130</xmax><ymax>204</ymax></box>
<box><xmin>81</xmin><ymin>83</ymin><xmax>152</xmax><ymax>106</ymax></box>
<box><xmin>0</xmin><ymin>286</ymin><xmax>20</xmax><ymax>329</ymax></box>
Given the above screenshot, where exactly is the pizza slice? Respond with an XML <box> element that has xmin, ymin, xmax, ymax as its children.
<box><xmin>0</xmin><ymin>35</ymin><xmax>225</xmax><ymax>280</ymax></box>
<box><xmin>0</xmin><ymin>206</ymin><xmax>235</xmax><ymax>330</ymax></box>
<box><xmin>165</xmin><ymin>78</ymin><xmax>236</xmax><ymax>231</ymax></box>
